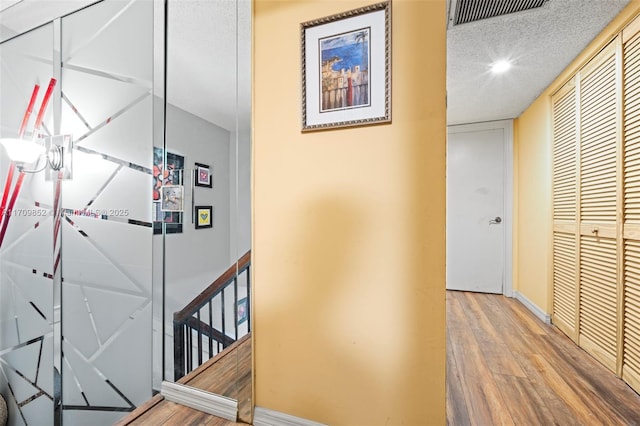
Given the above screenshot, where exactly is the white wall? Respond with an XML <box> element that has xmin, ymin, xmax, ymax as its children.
<box><xmin>229</xmin><ymin>125</ymin><xmax>251</xmax><ymax>258</ymax></box>
<box><xmin>153</xmin><ymin>100</ymin><xmax>253</xmax><ymax>382</ymax></box>
<box><xmin>154</xmin><ymin>102</ymin><xmax>232</xmax><ymax>315</ymax></box>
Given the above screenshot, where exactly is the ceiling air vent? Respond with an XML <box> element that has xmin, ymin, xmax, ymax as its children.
<box><xmin>453</xmin><ymin>0</ymin><xmax>549</xmax><ymax>26</ymax></box>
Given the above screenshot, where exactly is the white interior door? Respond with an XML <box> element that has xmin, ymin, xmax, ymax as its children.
<box><xmin>447</xmin><ymin>127</ymin><xmax>505</xmax><ymax>293</ymax></box>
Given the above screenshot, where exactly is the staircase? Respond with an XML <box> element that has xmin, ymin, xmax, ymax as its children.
<box><xmin>173</xmin><ymin>251</ymin><xmax>251</xmax><ymax>380</ymax></box>
<box><xmin>116</xmin><ymin>251</ymin><xmax>253</xmax><ymax>425</ymax></box>
<box><xmin>115</xmin><ymin>334</ymin><xmax>252</xmax><ymax>425</ymax></box>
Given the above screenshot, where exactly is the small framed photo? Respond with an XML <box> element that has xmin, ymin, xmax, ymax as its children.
<box><xmin>195</xmin><ymin>205</ymin><xmax>213</xmax><ymax>229</ymax></box>
<box><xmin>195</xmin><ymin>162</ymin><xmax>212</xmax><ymax>188</ymax></box>
<box><xmin>153</xmin><ymin>147</ymin><xmax>184</xmax><ymax>234</ymax></box>
<box><xmin>237</xmin><ymin>297</ymin><xmax>248</xmax><ymax>324</ymax></box>
<box><xmin>161</xmin><ymin>185</ymin><xmax>184</xmax><ymax>212</ymax></box>
<box><xmin>301</xmin><ymin>1</ymin><xmax>391</xmax><ymax>131</ymax></box>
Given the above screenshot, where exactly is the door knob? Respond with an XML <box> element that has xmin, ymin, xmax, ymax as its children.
<box><xmin>489</xmin><ymin>216</ymin><xmax>502</xmax><ymax>224</ymax></box>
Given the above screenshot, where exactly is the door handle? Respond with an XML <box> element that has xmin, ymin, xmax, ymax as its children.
<box><xmin>489</xmin><ymin>216</ymin><xmax>502</xmax><ymax>225</ymax></box>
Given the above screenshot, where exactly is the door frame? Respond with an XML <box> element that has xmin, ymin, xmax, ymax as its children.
<box><xmin>447</xmin><ymin>119</ymin><xmax>514</xmax><ymax>297</ymax></box>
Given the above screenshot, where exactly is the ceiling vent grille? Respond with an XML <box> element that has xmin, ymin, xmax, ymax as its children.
<box><xmin>453</xmin><ymin>0</ymin><xmax>549</xmax><ymax>25</ymax></box>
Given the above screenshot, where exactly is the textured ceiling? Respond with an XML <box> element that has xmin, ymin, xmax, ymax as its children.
<box><xmin>447</xmin><ymin>0</ymin><xmax>631</xmax><ymax>125</ymax></box>
<box><xmin>166</xmin><ymin>0</ymin><xmax>251</xmax><ymax>132</ymax></box>
<box><xmin>452</xmin><ymin>0</ymin><xmax>548</xmax><ymax>26</ymax></box>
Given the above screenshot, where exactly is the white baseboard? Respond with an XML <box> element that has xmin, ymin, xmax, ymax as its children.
<box><xmin>514</xmin><ymin>291</ymin><xmax>551</xmax><ymax>324</ymax></box>
<box><xmin>253</xmin><ymin>406</ymin><xmax>327</xmax><ymax>426</ymax></box>
<box><xmin>160</xmin><ymin>381</ymin><xmax>237</xmax><ymax>421</ymax></box>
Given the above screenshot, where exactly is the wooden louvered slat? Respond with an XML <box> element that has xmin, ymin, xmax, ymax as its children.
<box><xmin>625</xmin><ymin>27</ymin><xmax>640</xmax><ymax>394</ymax></box>
<box><xmin>582</xmin><ymin>58</ymin><xmax>615</xmax><ymax>90</ymax></box>
<box><xmin>553</xmin><ymin>83</ymin><xmax>577</xmax><ymax>222</ymax></box>
<box><xmin>554</xmin><ymin>147</ymin><xmax>575</xmax><ymax>161</ymax></box>
<box><xmin>626</xmin><ymin>29</ymin><xmax>640</xmax><ymax>225</ymax></box>
<box><xmin>623</xmin><ymin>89</ymin><xmax>640</xmax><ymax>112</ymax></box>
<box><xmin>554</xmin><ymin>115</ymin><xmax>575</xmax><ymax>133</ymax></box>
<box><xmin>554</xmin><ymin>118</ymin><xmax>575</xmax><ymax>137</ymax></box>
<box><xmin>581</xmin><ymin>166</ymin><xmax>616</xmax><ymax>181</ymax></box>
<box><xmin>581</xmin><ymin>50</ymin><xmax>617</xmax><ymax>223</ymax></box>
<box><xmin>582</xmin><ymin>96</ymin><xmax>616</xmax><ymax>123</ymax></box>
<box><xmin>582</xmin><ymin>127</ymin><xmax>617</xmax><ymax>149</ymax></box>
<box><xmin>554</xmin><ymin>168</ymin><xmax>575</xmax><ymax>182</ymax></box>
<box><xmin>624</xmin><ymin>240</ymin><xmax>640</xmax><ymax>393</ymax></box>
<box><xmin>555</xmin><ymin>209</ymin><xmax>574</xmax><ymax>217</ymax></box>
<box><xmin>580</xmin><ymin>235</ymin><xmax>617</xmax><ymax>372</ymax></box>
<box><xmin>550</xmin><ymin>35</ymin><xmax>630</xmax><ymax>381</ymax></box>
<box><xmin>553</xmin><ymin>232</ymin><xmax>577</xmax><ymax>337</ymax></box>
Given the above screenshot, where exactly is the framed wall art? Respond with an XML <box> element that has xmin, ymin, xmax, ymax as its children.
<box><xmin>195</xmin><ymin>205</ymin><xmax>213</xmax><ymax>229</ymax></box>
<box><xmin>153</xmin><ymin>147</ymin><xmax>184</xmax><ymax>234</ymax></box>
<box><xmin>301</xmin><ymin>1</ymin><xmax>391</xmax><ymax>131</ymax></box>
<box><xmin>195</xmin><ymin>162</ymin><xmax>212</xmax><ymax>188</ymax></box>
<box><xmin>161</xmin><ymin>185</ymin><xmax>184</xmax><ymax>212</ymax></box>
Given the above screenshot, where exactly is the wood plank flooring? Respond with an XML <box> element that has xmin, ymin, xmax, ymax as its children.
<box><xmin>447</xmin><ymin>290</ymin><xmax>640</xmax><ymax>425</ymax></box>
<box><xmin>118</xmin><ymin>293</ymin><xmax>640</xmax><ymax>425</ymax></box>
<box><xmin>179</xmin><ymin>334</ymin><xmax>252</xmax><ymax>423</ymax></box>
<box><xmin>115</xmin><ymin>334</ymin><xmax>252</xmax><ymax>425</ymax></box>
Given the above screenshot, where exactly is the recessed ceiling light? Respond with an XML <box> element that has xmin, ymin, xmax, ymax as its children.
<box><xmin>491</xmin><ymin>60</ymin><xmax>512</xmax><ymax>74</ymax></box>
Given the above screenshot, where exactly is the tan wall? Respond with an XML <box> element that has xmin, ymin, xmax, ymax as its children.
<box><xmin>514</xmin><ymin>101</ymin><xmax>551</xmax><ymax>311</ymax></box>
<box><xmin>515</xmin><ymin>1</ymin><xmax>640</xmax><ymax>313</ymax></box>
<box><xmin>252</xmin><ymin>0</ymin><xmax>446</xmax><ymax>424</ymax></box>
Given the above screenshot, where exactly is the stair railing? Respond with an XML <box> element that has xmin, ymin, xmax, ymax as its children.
<box><xmin>173</xmin><ymin>250</ymin><xmax>251</xmax><ymax>380</ymax></box>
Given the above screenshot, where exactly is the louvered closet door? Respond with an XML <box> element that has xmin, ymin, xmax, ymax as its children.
<box><xmin>578</xmin><ymin>40</ymin><xmax>619</xmax><ymax>373</ymax></box>
<box><xmin>552</xmin><ymin>80</ymin><xmax>578</xmax><ymax>341</ymax></box>
<box><xmin>623</xmin><ymin>20</ymin><xmax>640</xmax><ymax>394</ymax></box>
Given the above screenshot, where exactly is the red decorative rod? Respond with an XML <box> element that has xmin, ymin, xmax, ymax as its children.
<box><xmin>33</xmin><ymin>78</ymin><xmax>56</xmax><ymax>138</ymax></box>
<box><xmin>0</xmin><ymin>84</ymin><xmax>40</xmax><ymax>230</ymax></box>
<box><xmin>0</xmin><ymin>78</ymin><xmax>57</xmax><ymax>249</ymax></box>
<box><xmin>19</xmin><ymin>84</ymin><xmax>40</xmax><ymax>138</ymax></box>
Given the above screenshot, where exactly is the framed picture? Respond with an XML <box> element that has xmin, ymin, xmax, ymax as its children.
<box><xmin>161</xmin><ymin>185</ymin><xmax>184</xmax><ymax>212</ymax></box>
<box><xmin>301</xmin><ymin>1</ymin><xmax>391</xmax><ymax>131</ymax></box>
<box><xmin>195</xmin><ymin>205</ymin><xmax>213</xmax><ymax>229</ymax></box>
<box><xmin>237</xmin><ymin>297</ymin><xmax>248</xmax><ymax>324</ymax></box>
<box><xmin>153</xmin><ymin>148</ymin><xmax>185</xmax><ymax>234</ymax></box>
<box><xmin>195</xmin><ymin>162</ymin><xmax>212</xmax><ymax>188</ymax></box>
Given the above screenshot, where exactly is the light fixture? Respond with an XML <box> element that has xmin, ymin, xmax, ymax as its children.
<box><xmin>491</xmin><ymin>59</ymin><xmax>512</xmax><ymax>74</ymax></box>
<box><xmin>0</xmin><ymin>138</ymin><xmax>45</xmax><ymax>164</ymax></box>
<box><xmin>0</xmin><ymin>136</ymin><xmax>72</xmax><ymax>177</ymax></box>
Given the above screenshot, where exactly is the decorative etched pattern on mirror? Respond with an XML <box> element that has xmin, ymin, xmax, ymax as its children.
<box><xmin>0</xmin><ymin>0</ymin><xmax>251</xmax><ymax>423</ymax></box>
<box><xmin>0</xmin><ymin>23</ymin><xmax>56</xmax><ymax>426</ymax></box>
<box><xmin>0</xmin><ymin>0</ymin><xmax>154</xmax><ymax>424</ymax></box>
<box><xmin>59</xmin><ymin>0</ymin><xmax>153</xmax><ymax>424</ymax></box>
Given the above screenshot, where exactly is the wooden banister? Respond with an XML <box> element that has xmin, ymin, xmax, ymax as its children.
<box><xmin>173</xmin><ymin>250</ymin><xmax>251</xmax><ymax>379</ymax></box>
<box><xmin>173</xmin><ymin>250</ymin><xmax>250</xmax><ymax>322</ymax></box>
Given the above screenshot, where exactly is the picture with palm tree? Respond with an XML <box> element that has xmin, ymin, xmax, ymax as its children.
<box><xmin>301</xmin><ymin>0</ymin><xmax>390</xmax><ymax>131</ymax></box>
<box><xmin>319</xmin><ymin>27</ymin><xmax>370</xmax><ymax>112</ymax></box>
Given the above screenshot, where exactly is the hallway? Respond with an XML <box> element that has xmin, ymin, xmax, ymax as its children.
<box><xmin>447</xmin><ymin>290</ymin><xmax>640</xmax><ymax>425</ymax></box>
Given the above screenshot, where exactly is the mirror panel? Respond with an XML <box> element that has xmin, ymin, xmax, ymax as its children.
<box><xmin>59</xmin><ymin>1</ymin><xmax>154</xmax><ymax>424</ymax></box>
<box><xmin>161</xmin><ymin>0</ymin><xmax>252</xmax><ymax>420</ymax></box>
<box><xmin>0</xmin><ymin>0</ymin><xmax>250</xmax><ymax>423</ymax></box>
<box><xmin>0</xmin><ymin>23</ymin><xmax>56</xmax><ymax>426</ymax></box>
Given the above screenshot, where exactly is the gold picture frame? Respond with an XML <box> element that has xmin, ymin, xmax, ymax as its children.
<box><xmin>301</xmin><ymin>1</ymin><xmax>391</xmax><ymax>131</ymax></box>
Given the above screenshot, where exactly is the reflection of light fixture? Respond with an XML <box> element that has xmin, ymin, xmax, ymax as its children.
<box><xmin>0</xmin><ymin>137</ymin><xmax>69</xmax><ymax>173</ymax></box>
<box><xmin>0</xmin><ymin>138</ymin><xmax>45</xmax><ymax>164</ymax></box>
<box><xmin>491</xmin><ymin>59</ymin><xmax>512</xmax><ymax>74</ymax></box>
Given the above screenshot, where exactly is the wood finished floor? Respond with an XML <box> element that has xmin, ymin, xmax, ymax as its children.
<box><xmin>115</xmin><ymin>334</ymin><xmax>251</xmax><ymax>425</ymax></box>
<box><xmin>117</xmin><ymin>293</ymin><xmax>640</xmax><ymax>425</ymax></box>
<box><xmin>447</xmin><ymin>290</ymin><xmax>640</xmax><ymax>425</ymax></box>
